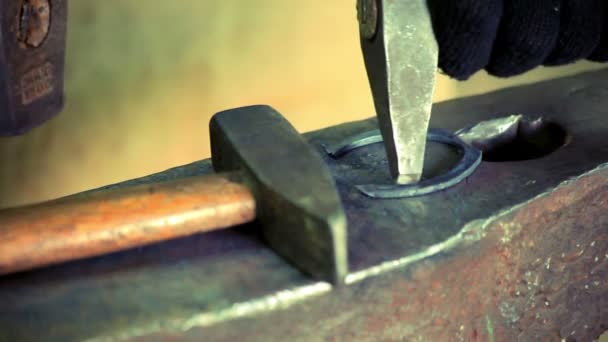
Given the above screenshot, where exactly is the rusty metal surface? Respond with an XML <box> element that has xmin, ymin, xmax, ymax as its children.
<box><xmin>199</xmin><ymin>168</ymin><xmax>608</xmax><ymax>341</ymax></box>
<box><xmin>1</xmin><ymin>70</ymin><xmax>608</xmax><ymax>341</ymax></box>
<box><xmin>18</xmin><ymin>0</ymin><xmax>51</xmax><ymax>48</ymax></box>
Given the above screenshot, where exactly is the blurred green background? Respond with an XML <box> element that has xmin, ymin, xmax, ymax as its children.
<box><xmin>0</xmin><ymin>0</ymin><xmax>604</xmax><ymax>208</ymax></box>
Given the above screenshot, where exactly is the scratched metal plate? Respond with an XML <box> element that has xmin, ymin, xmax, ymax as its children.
<box><xmin>1</xmin><ymin>70</ymin><xmax>608</xmax><ymax>341</ymax></box>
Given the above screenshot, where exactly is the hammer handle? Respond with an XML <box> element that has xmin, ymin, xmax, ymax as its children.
<box><xmin>0</xmin><ymin>173</ymin><xmax>256</xmax><ymax>275</ymax></box>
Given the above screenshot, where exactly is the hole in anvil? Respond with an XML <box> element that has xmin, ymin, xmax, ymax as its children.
<box><xmin>457</xmin><ymin>114</ymin><xmax>570</xmax><ymax>162</ymax></box>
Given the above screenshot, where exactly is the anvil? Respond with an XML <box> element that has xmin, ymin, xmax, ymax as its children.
<box><xmin>1</xmin><ymin>70</ymin><xmax>607</xmax><ymax>341</ymax></box>
<box><xmin>0</xmin><ymin>1</ymin><xmax>607</xmax><ymax>340</ymax></box>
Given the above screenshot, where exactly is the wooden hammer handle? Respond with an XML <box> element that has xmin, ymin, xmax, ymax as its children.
<box><xmin>0</xmin><ymin>173</ymin><xmax>256</xmax><ymax>275</ymax></box>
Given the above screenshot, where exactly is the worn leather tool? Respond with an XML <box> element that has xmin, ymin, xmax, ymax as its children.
<box><xmin>0</xmin><ymin>0</ymin><xmax>67</xmax><ymax>135</ymax></box>
<box><xmin>0</xmin><ymin>105</ymin><xmax>348</xmax><ymax>284</ymax></box>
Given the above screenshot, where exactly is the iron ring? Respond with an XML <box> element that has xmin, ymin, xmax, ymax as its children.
<box><xmin>323</xmin><ymin>128</ymin><xmax>482</xmax><ymax>199</ymax></box>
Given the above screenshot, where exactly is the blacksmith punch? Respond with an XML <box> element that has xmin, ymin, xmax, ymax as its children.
<box><xmin>357</xmin><ymin>0</ymin><xmax>438</xmax><ymax>185</ymax></box>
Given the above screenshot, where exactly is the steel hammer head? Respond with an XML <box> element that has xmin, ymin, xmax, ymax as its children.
<box><xmin>210</xmin><ymin>105</ymin><xmax>348</xmax><ymax>284</ymax></box>
<box><xmin>0</xmin><ymin>0</ymin><xmax>67</xmax><ymax>135</ymax></box>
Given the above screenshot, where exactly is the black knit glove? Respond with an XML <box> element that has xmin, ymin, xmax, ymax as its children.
<box><xmin>429</xmin><ymin>0</ymin><xmax>607</xmax><ymax>80</ymax></box>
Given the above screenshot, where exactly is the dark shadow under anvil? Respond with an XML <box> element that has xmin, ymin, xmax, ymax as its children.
<box><xmin>1</xmin><ymin>70</ymin><xmax>607</xmax><ymax>341</ymax></box>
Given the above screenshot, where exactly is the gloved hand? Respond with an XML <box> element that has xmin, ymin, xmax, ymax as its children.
<box><xmin>429</xmin><ymin>0</ymin><xmax>607</xmax><ymax>80</ymax></box>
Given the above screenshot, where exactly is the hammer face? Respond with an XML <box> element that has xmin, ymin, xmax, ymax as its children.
<box><xmin>210</xmin><ymin>105</ymin><xmax>348</xmax><ymax>284</ymax></box>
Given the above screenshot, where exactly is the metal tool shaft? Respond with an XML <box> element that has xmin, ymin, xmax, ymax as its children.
<box><xmin>358</xmin><ymin>0</ymin><xmax>438</xmax><ymax>184</ymax></box>
<box><xmin>0</xmin><ymin>173</ymin><xmax>256</xmax><ymax>275</ymax></box>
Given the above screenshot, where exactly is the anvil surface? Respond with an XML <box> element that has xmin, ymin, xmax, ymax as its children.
<box><xmin>1</xmin><ymin>70</ymin><xmax>608</xmax><ymax>341</ymax></box>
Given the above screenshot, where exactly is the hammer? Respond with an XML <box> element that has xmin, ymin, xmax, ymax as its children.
<box><xmin>0</xmin><ymin>105</ymin><xmax>349</xmax><ymax>284</ymax></box>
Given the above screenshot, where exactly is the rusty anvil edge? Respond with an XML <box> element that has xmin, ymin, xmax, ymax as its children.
<box><xmin>1</xmin><ymin>69</ymin><xmax>608</xmax><ymax>341</ymax></box>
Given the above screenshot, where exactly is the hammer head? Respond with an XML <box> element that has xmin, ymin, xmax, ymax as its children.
<box><xmin>210</xmin><ymin>105</ymin><xmax>348</xmax><ymax>284</ymax></box>
<box><xmin>0</xmin><ymin>0</ymin><xmax>67</xmax><ymax>135</ymax></box>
